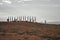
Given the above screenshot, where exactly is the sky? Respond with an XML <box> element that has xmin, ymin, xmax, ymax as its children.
<box><xmin>0</xmin><ymin>0</ymin><xmax>60</xmax><ymax>22</ymax></box>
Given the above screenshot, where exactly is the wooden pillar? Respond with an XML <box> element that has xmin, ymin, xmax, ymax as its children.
<box><xmin>27</xmin><ymin>16</ymin><xmax>29</xmax><ymax>22</ymax></box>
<box><xmin>45</xmin><ymin>20</ymin><xmax>46</xmax><ymax>24</ymax></box>
<box><xmin>7</xmin><ymin>17</ymin><xmax>9</xmax><ymax>22</ymax></box>
<box><xmin>30</xmin><ymin>16</ymin><xmax>31</xmax><ymax>22</ymax></box>
<box><xmin>14</xmin><ymin>17</ymin><xmax>17</xmax><ymax>22</ymax></box>
<box><xmin>12</xmin><ymin>16</ymin><xmax>13</xmax><ymax>21</ymax></box>
<box><xmin>17</xmin><ymin>16</ymin><xmax>18</xmax><ymax>22</ymax></box>
<box><xmin>23</xmin><ymin>16</ymin><xmax>24</xmax><ymax>21</ymax></box>
<box><xmin>10</xmin><ymin>16</ymin><xmax>11</xmax><ymax>22</ymax></box>
<box><xmin>19</xmin><ymin>16</ymin><xmax>21</xmax><ymax>22</ymax></box>
<box><xmin>25</xmin><ymin>16</ymin><xmax>26</xmax><ymax>21</ymax></box>
<box><xmin>32</xmin><ymin>16</ymin><xmax>34</xmax><ymax>22</ymax></box>
<box><xmin>34</xmin><ymin>17</ymin><xmax>36</xmax><ymax>22</ymax></box>
<box><xmin>21</xmin><ymin>16</ymin><xmax>23</xmax><ymax>21</ymax></box>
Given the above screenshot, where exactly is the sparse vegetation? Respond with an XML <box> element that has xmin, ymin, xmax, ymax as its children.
<box><xmin>0</xmin><ymin>28</ymin><xmax>6</xmax><ymax>33</ymax></box>
<box><xmin>0</xmin><ymin>22</ymin><xmax>60</xmax><ymax>40</ymax></box>
<box><xmin>17</xmin><ymin>32</ymin><xmax>25</xmax><ymax>35</ymax></box>
<box><xmin>0</xmin><ymin>33</ymin><xmax>5</xmax><ymax>36</ymax></box>
<box><xmin>10</xmin><ymin>28</ymin><xmax>19</xmax><ymax>33</ymax></box>
<box><xmin>26</xmin><ymin>30</ymin><xmax>39</xmax><ymax>35</ymax></box>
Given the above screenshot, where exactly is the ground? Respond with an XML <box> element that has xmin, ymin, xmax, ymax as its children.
<box><xmin>0</xmin><ymin>21</ymin><xmax>60</xmax><ymax>40</ymax></box>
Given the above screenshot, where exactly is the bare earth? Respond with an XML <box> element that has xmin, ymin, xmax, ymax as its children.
<box><xmin>0</xmin><ymin>21</ymin><xmax>60</xmax><ymax>40</ymax></box>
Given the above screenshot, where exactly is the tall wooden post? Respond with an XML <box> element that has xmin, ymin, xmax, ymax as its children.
<box><xmin>14</xmin><ymin>17</ymin><xmax>17</xmax><ymax>22</ymax></box>
<box><xmin>7</xmin><ymin>17</ymin><xmax>9</xmax><ymax>22</ymax></box>
<box><xmin>45</xmin><ymin>20</ymin><xmax>46</xmax><ymax>24</ymax></box>
<box><xmin>17</xmin><ymin>16</ymin><xmax>18</xmax><ymax>22</ymax></box>
<box><xmin>14</xmin><ymin>17</ymin><xmax>15</xmax><ymax>22</ymax></box>
<box><xmin>25</xmin><ymin>16</ymin><xmax>26</xmax><ymax>21</ymax></box>
<box><xmin>27</xmin><ymin>16</ymin><xmax>29</xmax><ymax>22</ymax></box>
<box><xmin>21</xmin><ymin>16</ymin><xmax>23</xmax><ymax>21</ymax></box>
<box><xmin>32</xmin><ymin>16</ymin><xmax>33</xmax><ymax>22</ymax></box>
<box><xmin>30</xmin><ymin>16</ymin><xmax>31</xmax><ymax>22</ymax></box>
<box><xmin>12</xmin><ymin>16</ymin><xmax>13</xmax><ymax>21</ymax></box>
<box><xmin>23</xmin><ymin>16</ymin><xmax>24</xmax><ymax>21</ymax></box>
<box><xmin>34</xmin><ymin>17</ymin><xmax>36</xmax><ymax>22</ymax></box>
<box><xmin>10</xmin><ymin>16</ymin><xmax>11</xmax><ymax>22</ymax></box>
<box><xmin>19</xmin><ymin>16</ymin><xmax>20</xmax><ymax>22</ymax></box>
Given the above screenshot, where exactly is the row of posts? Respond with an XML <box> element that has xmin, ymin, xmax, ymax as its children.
<box><xmin>7</xmin><ymin>16</ymin><xmax>36</xmax><ymax>22</ymax></box>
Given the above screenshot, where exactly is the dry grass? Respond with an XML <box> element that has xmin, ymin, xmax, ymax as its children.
<box><xmin>0</xmin><ymin>21</ymin><xmax>60</xmax><ymax>40</ymax></box>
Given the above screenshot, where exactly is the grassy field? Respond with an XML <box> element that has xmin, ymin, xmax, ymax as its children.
<box><xmin>0</xmin><ymin>21</ymin><xmax>60</xmax><ymax>40</ymax></box>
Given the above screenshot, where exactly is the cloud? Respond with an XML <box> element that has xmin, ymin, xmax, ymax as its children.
<box><xmin>17</xmin><ymin>0</ymin><xmax>23</xmax><ymax>3</ymax></box>
<box><xmin>0</xmin><ymin>0</ymin><xmax>60</xmax><ymax>22</ymax></box>
<box><xmin>0</xmin><ymin>3</ymin><xmax>3</xmax><ymax>5</ymax></box>
<box><xmin>2</xmin><ymin>0</ymin><xmax>12</xmax><ymax>4</ymax></box>
<box><xmin>39</xmin><ymin>4</ymin><xmax>60</xmax><ymax>7</ymax></box>
<box><xmin>17</xmin><ymin>1</ymin><xmax>22</xmax><ymax>3</ymax></box>
<box><xmin>40</xmin><ymin>0</ymin><xmax>50</xmax><ymax>2</ymax></box>
<box><xmin>24</xmin><ymin>0</ymin><xmax>32</xmax><ymax>1</ymax></box>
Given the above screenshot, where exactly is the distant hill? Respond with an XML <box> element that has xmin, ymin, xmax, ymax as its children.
<box><xmin>48</xmin><ymin>22</ymin><xmax>60</xmax><ymax>24</ymax></box>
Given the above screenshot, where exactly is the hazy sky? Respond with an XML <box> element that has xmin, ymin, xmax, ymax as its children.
<box><xmin>0</xmin><ymin>0</ymin><xmax>60</xmax><ymax>22</ymax></box>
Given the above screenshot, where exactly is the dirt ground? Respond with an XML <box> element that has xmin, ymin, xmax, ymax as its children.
<box><xmin>0</xmin><ymin>21</ymin><xmax>60</xmax><ymax>40</ymax></box>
